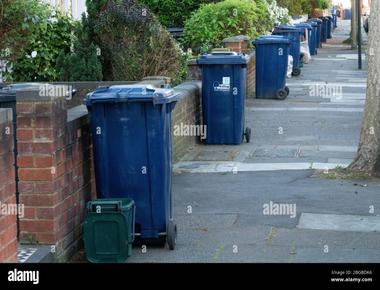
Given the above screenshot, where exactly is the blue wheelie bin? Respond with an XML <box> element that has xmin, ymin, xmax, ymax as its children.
<box><xmin>295</xmin><ymin>22</ymin><xmax>313</xmax><ymax>55</ymax></box>
<box><xmin>344</xmin><ymin>9</ymin><xmax>351</xmax><ymax>20</ymax></box>
<box><xmin>197</xmin><ymin>51</ymin><xmax>251</xmax><ymax>144</ymax></box>
<box><xmin>319</xmin><ymin>17</ymin><xmax>329</xmax><ymax>43</ymax></box>
<box><xmin>85</xmin><ymin>85</ymin><xmax>179</xmax><ymax>250</ymax></box>
<box><xmin>253</xmin><ymin>36</ymin><xmax>291</xmax><ymax>100</ymax></box>
<box><xmin>308</xmin><ymin>18</ymin><xmax>323</xmax><ymax>48</ymax></box>
<box><xmin>272</xmin><ymin>26</ymin><xmax>303</xmax><ymax>76</ymax></box>
<box><xmin>326</xmin><ymin>16</ymin><xmax>333</xmax><ymax>39</ymax></box>
<box><xmin>331</xmin><ymin>8</ymin><xmax>338</xmax><ymax>28</ymax></box>
<box><xmin>305</xmin><ymin>21</ymin><xmax>318</xmax><ymax>55</ymax></box>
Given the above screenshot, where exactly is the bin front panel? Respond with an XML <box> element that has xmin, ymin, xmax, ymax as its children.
<box><xmin>308</xmin><ymin>23</ymin><xmax>318</xmax><ymax>55</ymax></box>
<box><xmin>309</xmin><ymin>19</ymin><xmax>323</xmax><ymax>48</ymax></box>
<box><xmin>84</xmin><ymin>213</ymin><xmax>130</xmax><ymax>263</ymax></box>
<box><xmin>254</xmin><ymin>40</ymin><xmax>289</xmax><ymax>99</ymax></box>
<box><xmin>326</xmin><ymin>17</ymin><xmax>333</xmax><ymax>39</ymax></box>
<box><xmin>272</xmin><ymin>30</ymin><xmax>301</xmax><ymax>70</ymax></box>
<box><xmin>89</xmin><ymin>100</ymin><xmax>173</xmax><ymax>238</ymax></box>
<box><xmin>201</xmin><ymin>64</ymin><xmax>246</xmax><ymax>144</ymax></box>
<box><xmin>320</xmin><ymin>18</ymin><xmax>328</xmax><ymax>42</ymax></box>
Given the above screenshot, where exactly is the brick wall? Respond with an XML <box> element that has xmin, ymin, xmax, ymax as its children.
<box><xmin>11</xmin><ymin>80</ymin><xmax>200</xmax><ymax>261</ymax></box>
<box><xmin>16</xmin><ymin>90</ymin><xmax>94</xmax><ymax>261</ymax></box>
<box><xmin>172</xmin><ymin>82</ymin><xmax>202</xmax><ymax>161</ymax></box>
<box><xmin>0</xmin><ymin>108</ymin><xmax>17</xmax><ymax>263</ymax></box>
<box><xmin>246</xmin><ymin>53</ymin><xmax>256</xmax><ymax>98</ymax></box>
<box><xmin>223</xmin><ymin>36</ymin><xmax>256</xmax><ymax>98</ymax></box>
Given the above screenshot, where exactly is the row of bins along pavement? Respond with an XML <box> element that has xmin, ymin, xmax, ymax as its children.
<box><xmin>252</xmin><ymin>14</ymin><xmax>336</xmax><ymax>100</ymax></box>
<box><xmin>81</xmin><ymin>13</ymin><xmax>337</xmax><ymax>263</ymax></box>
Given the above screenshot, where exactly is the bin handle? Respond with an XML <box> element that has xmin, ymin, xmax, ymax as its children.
<box><xmin>152</xmin><ymin>92</ymin><xmax>179</xmax><ymax>105</ymax></box>
<box><xmin>90</xmin><ymin>200</ymin><xmax>122</xmax><ymax>212</ymax></box>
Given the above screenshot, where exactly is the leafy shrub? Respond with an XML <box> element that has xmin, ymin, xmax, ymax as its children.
<box><xmin>183</xmin><ymin>0</ymin><xmax>272</xmax><ymax>54</ymax></box>
<box><xmin>0</xmin><ymin>0</ymin><xmax>50</xmax><ymax>61</ymax></box>
<box><xmin>56</xmin><ymin>22</ymin><xmax>103</xmax><ymax>81</ymax></box>
<box><xmin>266</xmin><ymin>0</ymin><xmax>291</xmax><ymax>25</ymax></box>
<box><xmin>276</xmin><ymin>0</ymin><xmax>329</xmax><ymax>16</ymax></box>
<box><xmin>139</xmin><ymin>0</ymin><xmax>217</xmax><ymax>27</ymax></box>
<box><xmin>82</xmin><ymin>0</ymin><xmax>183</xmax><ymax>82</ymax></box>
<box><xmin>315</xmin><ymin>0</ymin><xmax>330</xmax><ymax>10</ymax></box>
<box><xmin>3</xmin><ymin>6</ymin><xmax>74</xmax><ymax>82</ymax></box>
<box><xmin>172</xmin><ymin>47</ymin><xmax>193</xmax><ymax>86</ymax></box>
<box><xmin>276</xmin><ymin>0</ymin><xmax>311</xmax><ymax>16</ymax></box>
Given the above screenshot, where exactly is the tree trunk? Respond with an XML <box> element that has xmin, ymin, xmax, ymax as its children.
<box><xmin>348</xmin><ymin>0</ymin><xmax>380</xmax><ymax>175</ymax></box>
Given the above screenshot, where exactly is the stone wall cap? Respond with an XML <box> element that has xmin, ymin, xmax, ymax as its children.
<box><xmin>16</xmin><ymin>88</ymin><xmax>70</xmax><ymax>102</ymax></box>
<box><xmin>222</xmin><ymin>35</ymin><xmax>250</xmax><ymax>43</ymax></box>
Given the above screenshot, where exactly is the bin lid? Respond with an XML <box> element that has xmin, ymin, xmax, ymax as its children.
<box><xmin>295</xmin><ymin>23</ymin><xmax>313</xmax><ymax>30</ymax></box>
<box><xmin>253</xmin><ymin>36</ymin><xmax>291</xmax><ymax>45</ymax></box>
<box><xmin>305</xmin><ymin>21</ymin><xmax>319</xmax><ymax>27</ymax></box>
<box><xmin>197</xmin><ymin>52</ymin><xmax>248</xmax><ymax>65</ymax></box>
<box><xmin>272</xmin><ymin>29</ymin><xmax>302</xmax><ymax>35</ymax></box>
<box><xmin>0</xmin><ymin>83</ymin><xmax>46</xmax><ymax>102</ymax></box>
<box><xmin>87</xmin><ymin>198</ymin><xmax>135</xmax><ymax>213</ymax></box>
<box><xmin>85</xmin><ymin>85</ymin><xmax>179</xmax><ymax>106</ymax></box>
<box><xmin>275</xmin><ymin>25</ymin><xmax>303</xmax><ymax>31</ymax></box>
<box><xmin>308</xmin><ymin>18</ymin><xmax>323</xmax><ymax>23</ymax></box>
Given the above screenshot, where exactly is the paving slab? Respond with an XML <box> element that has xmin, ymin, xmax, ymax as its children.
<box><xmin>298</xmin><ymin>213</ymin><xmax>380</xmax><ymax>232</ymax></box>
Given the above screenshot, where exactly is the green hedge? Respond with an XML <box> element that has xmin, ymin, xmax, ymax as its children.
<box><xmin>4</xmin><ymin>0</ymin><xmax>74</xmax><ymax>82</ymax></box>
<box><xmin>183</xmin><ymin>0</ymin><xmax>272</xmax><ymax>54</ymax></box>
<box><xmin>79</xmin><ymin>0</ymin><xmax>183</xmax><ymax>82</ymax></box>
<box><xmin>139</xmin><ymin>0</ymin><xmax>217</xmax><ymax>27</ymax></box>
<box><xmin>276</xmin><ymin>0</ymin><xmax>308</xmax><ymax>16</ymax></box>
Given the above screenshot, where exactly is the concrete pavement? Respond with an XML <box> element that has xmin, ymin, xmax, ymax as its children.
<box><xmin>126</xmin><ymin>20</ymin><xmax>380</xmax><ymax>263</ymax></box>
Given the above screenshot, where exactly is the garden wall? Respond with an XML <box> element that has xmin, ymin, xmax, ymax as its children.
<box><xmin>0</xmin><ymin>79</ymin><xmax>202</xmax><ymax>262</ymax></box>
<box><xmin>172</xmin><ymin>82</ymin><xmax>202</xmax><ymax>161</ymax></box>
<box><xmin>16</xmin><ymin>90</ymin><xmax>95</xmax><ymax>261</ymax></box>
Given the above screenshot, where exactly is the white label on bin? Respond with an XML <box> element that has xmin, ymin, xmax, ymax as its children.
<box><xmin>96</xmin><ymin>205</ymin><xmax>101</xmax><ymax>214</ymax></box>
<box><xmin>141</xmin><ymin>166</ymin><xmax>147</xmax><ymax>174</ymax></box>
<box><xmin>278</xmin><ymin>48</ymin><xmax>283</xmax><ymax>56</ymax></box>
<box><xmin>96</xmin><ymin>126</ymin><xmax>102</xmax><ymax>135</ymax></box>
<box><xmin>213</xmin><ymin>81</ymin><xmax>230</xmax><ymax>92</ymax></box>
<box><xmin>223</xmin><ymin>77</ymin><xmax>230</xmax><ymax>85</ymax></box>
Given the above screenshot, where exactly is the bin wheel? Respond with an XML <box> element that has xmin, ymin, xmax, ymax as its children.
<box><xmin>167</xmin><ymin>221</ymin><xmax>177</xmax><ymax>250</ymax></box>
<box><xmin>245</xmin><ymin>127</ymin><xmax>251</xmax><ymax>143</ymax></box>
<box><xmin>292</xmin><ymin>68</ymin><xmax>301</xmax><ymax>76</ymax></box>
<box><xmin>285</xmin><ymin>86</ymin><xmax>290</xmax><ymax>96</ymax></box>
<box><xmin>276</xmin><ymin>89</ymin><xmax>288</xmax><ymax>100</ymax></box>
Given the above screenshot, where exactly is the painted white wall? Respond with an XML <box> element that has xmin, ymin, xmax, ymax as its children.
<box><xmin>332</xmin><ymin>0</ymin><xmax>352</xmax><ymax>8</ymax></box>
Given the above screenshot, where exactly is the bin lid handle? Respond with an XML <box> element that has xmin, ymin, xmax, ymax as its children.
<box><xmin>87</xmin><ymin>200</ymin><xmax>123</xmax><ymax>212</ymax></box>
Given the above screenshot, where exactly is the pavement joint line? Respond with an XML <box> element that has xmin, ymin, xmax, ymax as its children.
<box><xmin>173</xmin><ymin>161</ymin><xmax>351</xmax><ymax>174</ymax></box>
<box><xmin>251</xmin><ymin>107</ymin><xmax>364</xmax><ymax>112</ymax></box>
<box><xmin>287</xmin><ymin>82</ymin><xmax>367</xmax><ymax>87</ymax></box>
